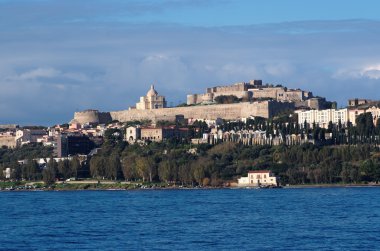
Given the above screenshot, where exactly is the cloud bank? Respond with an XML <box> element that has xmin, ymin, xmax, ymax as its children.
<box><xmin>0</xmin><ymin>10</ymin><xmax>379</xmax><ymax>125</ymax></box>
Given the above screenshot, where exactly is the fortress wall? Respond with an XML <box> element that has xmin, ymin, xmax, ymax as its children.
<box><xmin>213</xmin><ymin>91</ymin><xmax>252</xmax><ymax>100</ymax></box>
<box><xmin>187</xmin><ymin>93</ymin><xmax>213</xmax><ymax>105</ymax></box>
<box><xmin>250</xmin><ymin>88</ymin><xmax>281</xmax><ymax>99</ymax></box>
<box><xmin>73</xmin><ymin>101</ymin><xmax>293</xmax><ymax>125</ymax></box>
<box><xmin>73</xmin><ymin>110</ymin><xmax>101</xmax><ymax>124</ymax></box>
<box><xmin>110</xmin><ymin>101</ymin><xmax>284</xmax><ymax>123</ymax></box>
<box><xmin>98</xmin><ymin>112</ymin><xmax>113</xmax><ymax>124</ymax></box>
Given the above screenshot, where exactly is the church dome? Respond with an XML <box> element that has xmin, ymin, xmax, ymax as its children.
<box><xmin>146</xmin><ymin>85</ymin><xmax>158</xmax><ymax>96</ymax></box>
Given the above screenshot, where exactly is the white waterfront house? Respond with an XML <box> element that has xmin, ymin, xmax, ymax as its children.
<box><xmin>238</xmin><ymin>170</ymin><xmax>278</xmax><ymax>187</ymax></box>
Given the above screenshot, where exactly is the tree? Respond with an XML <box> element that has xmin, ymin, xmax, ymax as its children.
<box><xmin>0</xmin><ymin>164</ymin><xmax>5</xmax><ymax>180</ymax></box>
<box><xmin>178</xmin><ymin>163</ymin><xmax>191</xmax><ymax>185</ymax></box>
<box><xmin>22</xmin><ymin>158</ymin><xmax>39</xmax><ymax>181</ymax></box>
<box><xmin>360</xmin><ymin>159</ymin><xmax>375</xmax><ymax>182</ymax></box>
<box><xmin>69</xmin><ymin>156</ymin><xmax>81</xmax><ymax>178</ymax></box>
<box><xmin>104</xmin><ymin>128</ymin><xmax>123</xmax><ymax>144</ymax></box>
<box><xmin>10</xmin><ymin>161</ymin><xmax>22</xmax><ymax>181</ymax></box>
<box><xmin>191</xmin><ymin>161</ymin><xmax>205</xmax><ymax>185</ymax></box>
<box><xmin>341</xmin><ymin>163</ymin><xmax>352</xmax><ymax>183</ymax></box>
<box><xmin>214</xmin><ymin>95</ymin><xmax>239</xmax><ymax>104</ymax></box>
<box><xmin>89</xmin><ymin>156</ymin><xmax>105</xmax><ymax>179</ymax></box>
<box><xmin>42</xmin><ymin>157</ymin><xmax>58</xmax><ymax>185</ymax></box>
<box><xmin>58</xmin><ymin>159</ymin><xmax>71</xmax><ymax>180</ymax></box>
<box><xmin>107</xmin><ymin>154</ymin><xmax>121</xmax><ymax>180</ymax></box>
<box><xmin>158</xmin><ymin>159</ymin><xmax>174</xmax><ymax>183</ymax></box>
<box><xmin>136</xmin><ymin>156</ymin><xmax>156</xmax><ymax>182</ymax></box>
<box><xmin>43</xmin><ymin>166</ymin><xmax>56</xmax><ymax>185</ymax></box>
<box><xmin>122</xmin><ymin>155</ymin><xmax>137</xmax><ymax>181</ymax></box>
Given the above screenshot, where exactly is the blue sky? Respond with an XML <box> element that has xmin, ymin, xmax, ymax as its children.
<box><xmin>0</xmin><ymin>0</ymin><xmax>379</xmax><ymax>125</ymax></box>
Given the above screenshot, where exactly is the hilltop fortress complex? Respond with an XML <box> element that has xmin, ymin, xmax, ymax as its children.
<box><xmin>71</xmin><ymin>80</ymin><xmax>332</xmax><ymax>125</ymax></box>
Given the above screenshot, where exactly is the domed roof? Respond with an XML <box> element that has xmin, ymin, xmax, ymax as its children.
<box><xmin>146</xmin><ymin>85</ymin><xmax>158</xmax><ymax>97</ymax></box>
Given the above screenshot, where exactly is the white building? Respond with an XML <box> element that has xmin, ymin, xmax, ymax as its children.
<box><xmin>348</xmin><ymin>106</ymin><xmax>380</xmax><ymax>126</ymax></box>
<box><xmin>135</xmin><ymin>85</ymin><xmax>167</xmax><ymax>110</ymax></box>
<box><xmin>238</xmin><ymin>170</ymin><xmax>278</xmax><ymax>187</ymax></box>
<box><xmin>297</xmin><ymin>109</ymin><xmax>349</xmax><ymax>128</ymax></box>
<box><xmin>125</xmin><ymin>126</ymin><xmax>141</xmax><ymax>143</ymax></box>
<box><xmin>15</xmin><ymin>129</ymin><xmax>47</xmax><ymax>145</ymax></box>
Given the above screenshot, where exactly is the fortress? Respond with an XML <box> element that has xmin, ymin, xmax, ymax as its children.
<box><xmin>71</xmin><ymin>81</ymin><xmax>317</xmax><ymax>125</ymax></box>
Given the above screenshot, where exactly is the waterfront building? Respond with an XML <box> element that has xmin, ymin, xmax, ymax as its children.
<box><xmin>238</xmin><ymin>170</ymin><xmax>278</xmax><ymax>186</ymax></box>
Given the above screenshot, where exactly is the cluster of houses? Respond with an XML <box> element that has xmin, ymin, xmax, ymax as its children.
<box><xmin>0</xmin><ymin>122</ymin><xmax>121</xmax><ymax>158</ymax></box>
<box><xmin>297</xmin><ymin>99</ymin><xmax>380</xmax><ymax>128</ymax></box>
<box><xmin>190</xmin><ymin>128</ymin><xmax>315</xmax><ymax>146</ymax></box>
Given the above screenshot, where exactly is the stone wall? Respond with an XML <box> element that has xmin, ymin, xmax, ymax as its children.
<box><xmin>72</xmin><ymin>110</ymin><xmax>112</xmax><ymax>124</ymax></box>
<box><xmin>72</xmin><ymin>101</ymin><xmax>294</xmax><ymax>125</ymax></box>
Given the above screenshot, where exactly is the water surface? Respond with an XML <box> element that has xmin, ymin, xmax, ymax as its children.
<box><xmin>1</xmin><ymin>188</ymin><xmax>379</xmax><ymax>250</ymax></box>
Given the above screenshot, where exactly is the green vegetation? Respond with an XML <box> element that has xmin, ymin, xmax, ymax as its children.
<box><xmin>0</xmin><ymin>143</ymin><xmax>53</xmax><ymax>164</ymax></box>
<box><xmin>215</xmin><ymin>95</ymin><xmax>240</xmax><ymax>104</ymax></box>
<box><xmin>86</xmin><ymin>137</ymin><xmax>380</xmax><ymax>186</ymax></box>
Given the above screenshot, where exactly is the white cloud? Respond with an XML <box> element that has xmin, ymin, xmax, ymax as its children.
<box><xmin>14</xmin><ymin>67</ymin><xmax>60</xmax><ymax>81</ymax></box>
<box><xmin>333</xmin><ymin>64</ymin><xmax>380</xmax><ymax>80</ymax></box>
<box><xmin>1</xmin><ymin>20</ymin><xmax>380</xmax><ymax>124</ymax></box>
<box><xmin>361</xmin><ymin>65</ymin><xmax>380</xmax><ymax>79</ymax></box>
<box><xmin>6</xmin><ymin>67</ymin><xmax>91</xmax><ymax>83</ymax></box>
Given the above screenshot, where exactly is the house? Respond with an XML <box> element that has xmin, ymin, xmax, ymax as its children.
<box><xmin>238</xmin><ymin>170</ymin><xmax>278</xmax><ymax>187</ymax></box>
<box><xmin>126</xmin><ymin>126</ymin><xmax>189</xmax><ymax>143</ymax></box>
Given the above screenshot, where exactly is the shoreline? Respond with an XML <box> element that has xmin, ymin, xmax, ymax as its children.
<box><xmin>1</xmin><ymin>181</ymin><xmax>380</xmax><ymax>192</ymax></box>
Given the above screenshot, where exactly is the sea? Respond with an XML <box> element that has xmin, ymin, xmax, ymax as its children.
<box><xmin>1</xmin><ymin>187</ymin><xmax>379</xmax><ymax>250</ymax></box>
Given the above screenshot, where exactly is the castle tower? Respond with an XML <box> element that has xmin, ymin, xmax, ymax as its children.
<box><xmin>136</xmin><ymin>84</ymin><xmax>167</xmax><ymax>110</ymax></box>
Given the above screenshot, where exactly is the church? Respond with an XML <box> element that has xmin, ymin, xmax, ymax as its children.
<box><xmin>135</xmin><ymin>85</ymin><xmax>167</xmax><ymax>110</ymax></box>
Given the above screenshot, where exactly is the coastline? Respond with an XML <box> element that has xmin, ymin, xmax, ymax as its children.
<box><xmin>1</xmin><ymin>181</ymin><xmax>380</xmax><ymax>192</ymax></box>
<box><xmin>284</xmin><ymin>183</ymin><xmax>380</xmax><ymax>189</ymax></box>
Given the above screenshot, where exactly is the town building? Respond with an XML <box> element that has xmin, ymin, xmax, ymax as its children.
<box><xmin>135</xmin><ymin>85</ymin><xmax>167</xmax><ymax>110</ymax></box>
<box><xmin>187</xmin><ymin>118</ymin><xmax>223</xmax><ymax>127</ymax></box>
<box><xmin>348</xmin><ymin>98</ymin><xmax>373</xmax><ymax>107</ymax></box>
<box><xmin>125</xmin><ymin>126</ymin><xmax>141</xmax><ymax>143</ymax></box>
<box><xmin>297</xmin><ymin>108</ymin><xmax>349</xmax><ymax>128</ymax></box>
<box><xmin>0</xmin><ymin>132</ymin><xmax>17</xmax><ymax>148</ymax></box>
<box><xmin>348</xmin><ymin>105</ymin><xmax>380</xmax><ymax>126</ymax></box>
<box><xmin>15</xmin><ymin>129</ymin><xmax>47</xmax><ymax>145</ymax></box>
<box><xmin>126</xmin><ymin>126</ymin><xmax>189</xmax><ymax>143</ymax></box>
<box><xmin>0</xmin><ymin>124</ymin><xmax>19</xmax><ymax>130</ymax></box>
<box><xmin>56</xmin><ymin>134</ymin><xmax>94</xmax><ymax>158</ymax></box>
<box><xmin>238</xmin><ymin>170</ymin><xmax>278</xmax><ymax>186</ymax></box>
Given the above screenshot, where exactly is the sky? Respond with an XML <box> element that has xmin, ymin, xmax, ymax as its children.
<box><xmin>0</xmin><ymin>0</ymin><xmax>379</xmax><ymax>125</ymax></box>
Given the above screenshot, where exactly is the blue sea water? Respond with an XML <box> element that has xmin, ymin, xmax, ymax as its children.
<box><xmin>1</xmin><ymin>188</ymin><xmax>380</xmax><ymax>250</ymax></box>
